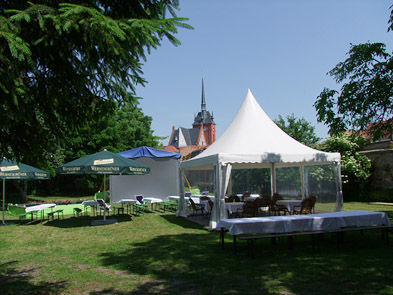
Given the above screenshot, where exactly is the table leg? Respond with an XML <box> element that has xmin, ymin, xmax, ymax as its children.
<box><xmin>220</xmin><ymin>228</ymin><xmax>225</xmax><ymax>250</ymax></box>
<box><xmin>233</xmin><ymin>235</ymin><xmax>237</xmax><ymax>256</ymax></box>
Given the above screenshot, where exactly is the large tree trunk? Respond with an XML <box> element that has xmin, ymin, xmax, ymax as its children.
<box><xmin>13</xmin><ymin>180</ymin><xmax>28</xmax><ymax>204</ymax></box>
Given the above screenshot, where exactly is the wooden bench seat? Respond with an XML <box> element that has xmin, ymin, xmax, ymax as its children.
<box><xmin>73</xmin><ymin>207</ymin><xmax>83</xmax><ymax>217</ymax></box>
<box><xmin>113</xmin><ymin>206</ymin><xmax>125</xmax><ymax>215</ymax></box>
<box><xmin>326</xmin><ymin>225</ymin><xmax>393</xmax><ymax>248</ymax></box>
<box><xmin>234</xmin><ymin>225</ymin><xmax>393</xmax><ymax>257</ymax></box>
<box><xmin>238</xmin><ymin>230</ymin><xmax>326</xmax><ymax>257</ymax></box>
<box><xmin>47</xmin><ymin>209</ymin><xmax>64</xmax><ymax>220</ymax></box>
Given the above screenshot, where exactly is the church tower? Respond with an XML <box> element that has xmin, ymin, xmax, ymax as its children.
<box><xmin>165</xmin><ymin>79</ymin><xmax>216</xmax><ymax>159</ymax></box>
<box><xmin>192</xmin><ymin>79</ymin><xmax>216</xmax><ymax>145</ymax></box>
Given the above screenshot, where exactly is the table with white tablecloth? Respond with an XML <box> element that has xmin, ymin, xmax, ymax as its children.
<box><xmin>275</xmin><ymin>200</ymin><xmax>302</xmax><ymax>212</ymax></box>
<box><xmin>167</xmin><ymin>195</ymin><xmax>199</xmax><ymax>207</ymax></box>
<box><xmin>242</xmin><ymin>194</ymin><xmax>260</xmax><ymax>202</ymax></box>
<box><xmin>25</xmin><ymin>203</ymin><xmax>56</xmax><ymax>220</ymax></box>
<box><xmin>225</xmin><ymin>202</ymin><xmax>244</xmax><ymax>215</ymax></box>
<box><xmin>144</xmin><ymin>197</ymin><xmax>163</xmax><ymax>210</ymax></box>
<box><xmin>82</xmin><ymin>200</ymin><xmax>99</xmax><ymax>215</ymax></box>
<box><xmin>118</xmin><ymin>199</ymin><xmax>137</xmax><ymax>214</ymax></box>
<box><xmin>217</xmin><ymin>210</ymin><xmax>391</xmax><ymax>236</ymax></box>
<box><xmin>167</xmin><ymin>196</ymin><xmax>180</xmax><ymax>201</ymax></box>
<box><xmin>143</xmin><ymin>197</ymin><xmax>162</xmax><ymax>203</ymax></box>
<box><xmin>25</xmin><ymin>203</ymin><xmax>56</xmax><ymax>213</ymax></box>
<box><xmin>199</xmin><ymin>200</ymin><xmax>210</xmax><ymax>212</ymax></box>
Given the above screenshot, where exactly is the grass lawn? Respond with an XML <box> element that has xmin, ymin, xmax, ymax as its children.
<box><xmin>1</xmin><ymin>202</ymin><xmax>393</xmax><ymax>294</ymax></box>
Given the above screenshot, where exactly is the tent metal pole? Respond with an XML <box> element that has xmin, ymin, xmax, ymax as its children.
<box><xmin>334</xmin><ymin>162</ymin><xmax>343</xmax><ymax>211</ymax></box>
<box><xmin>301</xmin><ymin>165</ymin><xmax>305</xmax><ymax>200</ymax></box>
<box><xmin>103</xmin><ymin>174</ymin><xmax>106</xmax><ymax>195</ymax></box>
<box><xmin>177</xmin><ymin>169</ymin><xmax>186</xmax><ymax>217</ymax></box>
<box><xmin>271</xmin><ymin>164</ymin><xmax>276</xmax><ymax>194</ymax></box>
<box><xmin>210</xmin><ymin>162</ymin><xmax>221</xmax><ymax>230</ymax></box>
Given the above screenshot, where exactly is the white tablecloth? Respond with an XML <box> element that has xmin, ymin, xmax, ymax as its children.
<box><xmin>276</xmin><ymin>200</ymin><xmax>302</xmax><ymax>211</ymax></box>
<box><xmin>225</xmin><ymin>202</ymin><xmax>244</xmax><ymax>214</ymax></box>
<box><xmin>167</xmin><ymin>196</ymin><xmax>180</xmax><ymax>201</ymax></box>
<box><xmin>190</xmin><ymin>197</ymin><xmax>200</xmax><ymax>204</ymax></box>
<box><xmin>167</xmin><ymin>195</ymin><xmax>215</xmax><ymax>203</ymax></box>
<box><xmin>243</xmin><ymin>195</ymin><xmax>260</xmax><ymax>202</ymax></box>
<box><xmin>199</xmin><ymin>200</ymin><xmax>212</xmax><ymax>211</ymax></box>
<box><xmin>82</xmin><ymin>200</ymin><xmax>98</xmax><ymax>207</ymax></box>
<box><xmin>144</xmin><ymin>197</ymin><xmax>163</xmax><ymax>203</ymax></box>
<box><xmin>217</xmin><ymin>210</ymin><xmax>392</xmax><ymax>236</ymax></box>
<box><xmin>119</xmin><ymin>199</ymin><xmax>137</xmax><ymax>204</ymax></box>
<box><xmin>25</xmin><ymin>203</ymin><xmax>56</xmax><ymax>212</ymax></box>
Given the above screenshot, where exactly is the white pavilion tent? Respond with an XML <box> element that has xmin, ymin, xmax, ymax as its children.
<box><xmin>179</xmin><ymin>89</ymin><xmax>342</xmax><ymax>230</ymax></box>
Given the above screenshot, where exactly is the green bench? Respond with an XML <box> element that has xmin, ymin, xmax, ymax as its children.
<box><xmin>73</xmin><ymin>207</ymin><xmax>85</xmax><ymax>217</ymax></box>
<box><xmin>112</xmin><ymin>205</ymin><xmax>124</xmax><ymax>215</ymax></box>
<box><xmin>47</xmin><ymin>209</ymin><xmax>64</xmax><ymax>220</ymax></box>
<box><xmin>160</xmin><ymin>201</ymin><xmax>178</xmax><ymax>212</ymax></box>
<box><xmin>8</xmin><ymin>205</ymin><xmax>29</xmax><ymax>220</ymax></box>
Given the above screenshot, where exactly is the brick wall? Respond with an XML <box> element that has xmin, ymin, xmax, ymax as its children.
<box><xmin>361</xmin><ymin>146</ymin><xmax>393</xmax><ymax>190</ymax></box>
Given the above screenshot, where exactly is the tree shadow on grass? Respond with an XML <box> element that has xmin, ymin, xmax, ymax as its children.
<box><xmin>0</xmin><ymin>261</ymin><xmax>67</xmax><ymax>295</ymax></box>
<box><xmin>160</xmin><ymin>214</ymin><xmax>210</xmax><ymax>231</ymax></box>
<box><xmin>97</xmin><ymin>227</ymin><xmax>393</xmax><ymax>295</ymax></box>
<box><xmin>42</xmin><ymin>214</ymin><xmax>134</xmax><ymax>228</ymax></box>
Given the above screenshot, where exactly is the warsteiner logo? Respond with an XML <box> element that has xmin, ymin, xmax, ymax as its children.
<box><xmin>128</xmin><ymin>167</ymin><xmax>149</xmax><ymax>174</ymax></box>
<box><xmin>0</xmin><ymin>172</ymin><xmax>26</xmax><ymax>178</ymax></box>
<box><xmin>90</xmin><ymin>166</ymin><xmax>120</xmax><ymax>172</ymax></box>
<box><xmin>34</xmin><ymin>172</ymin><xmax>48</xmax><ymax>178</ymax></box>
<box><xmin>61</xmin><ymin>167</ymin><xmax>81</xmax><ymax>172</ymax></box>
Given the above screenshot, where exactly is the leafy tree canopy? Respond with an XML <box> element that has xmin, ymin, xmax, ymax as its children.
<box><xmin>316</xmin><ymin>132</ymin><xmax>371</xmax><ymax>200</ymax></box>
<box><xmin>0</xmin><ymin>0</ymin><xmax>191</xmax><ymax>164</ymax></box>
<box><xmin>274</xmin><ymin>113</ymin><xmax>321</xmax><ymax>147</ymax></box>
<box><xmin>63</xmin><ymin>102</ymin><xmax>161</xmax><ymax>163</ymax></box>
<box><xmin>315</xmin><ymin>7</ymin><xmax>393</xmax><ymax>140</ymax></box>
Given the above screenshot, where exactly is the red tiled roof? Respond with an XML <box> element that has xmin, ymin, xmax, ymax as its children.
<box><xmin>163</xmin><ymin>145</ymin><xmax>180</xmax><ymax>153</ymax></box>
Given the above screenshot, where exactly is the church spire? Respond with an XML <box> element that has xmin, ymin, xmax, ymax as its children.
<box><xmin>193</xmin><ymin>79</ymin><xmax>215</xmax><ymax>126</ymax></box>
<box><xmin>201</xmin><ymin>78</ymin><xmax>206</xmax><ymax>113</ymax></box>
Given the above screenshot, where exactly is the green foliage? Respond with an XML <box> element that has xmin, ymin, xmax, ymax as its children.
<box><xmin>275</xmin><ymin>166</ymin><xmax>301</xmax><ymax>197</ymax></box>
<box><xmin>315</xmin><ymin>8</ymin><xmax>393</xmax><ymax>140</ymax></box>
<box><xmin>0</xmin><ymin>1</ymin><xmax>192</xmax><ymax>166</ymax></box>
<box><xmin>367</xmin><ymin>189</ymin><xmax>393</xmax><ymax>203</ymax></box>
<box><xmin>62</xmin><ymin>101</ymin><xmax>161</xmax><ymax>162</ymax></box>
<box><xmin>317</xmin><ymin>133</ymin><xmax>372</xmax><ymax>200</ymax></box>
<box><xmin>274</xmin><ymin>113</ymin><xmax>321</xmax><ymax>146</ymax></box>
<box><xmin>40</xmin><ymin>101</ymin><xmax>162</xmax><ymax>194</ymax></box>
<box><xmin>231</xmin><ymin>168</ymin><xmax>271</xmax><ymax>195</ymax></box>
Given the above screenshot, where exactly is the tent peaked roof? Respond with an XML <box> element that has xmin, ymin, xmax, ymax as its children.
<box><xmin>181</xmin><ymin>89</ymin><xmax>340</xmax><ymax>169</ymax></box>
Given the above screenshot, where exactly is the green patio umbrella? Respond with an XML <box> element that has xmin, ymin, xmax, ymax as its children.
<box><xmin>0</xmin><ymin>158</ymin><xmax>50</xmax><ymax>224</ymax></box>
<box><xmin>58</xmin><ymin>149</ymin><xmax>150</xmax><ymax>176</ymax></box>
<box><xmin>58</xmin><ymin>150</ymin><xmax>150</xmax><ymax>224</ymax></box>
<box><xmin>58</xmin><ymin>149</ymin><xmax>150</xmax><ymax>194</ymax></box>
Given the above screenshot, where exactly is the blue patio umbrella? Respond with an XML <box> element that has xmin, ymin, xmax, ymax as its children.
<box><xmin>0</xmin><ymin>158</ymin><xmax>50</xmax><ymax>224</ymax></box>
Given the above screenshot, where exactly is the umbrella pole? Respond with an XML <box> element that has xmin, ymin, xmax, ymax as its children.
<box><xmin>2</xmin><ymin>179</ymin><xmax>5</xmax><ymax>225</ymax></box>
<box><xmin>103</xmin><ymin>174</ymin><xmax>106</xmax><ymax>196</ymax></box>
<box><xmin>103</xmin><ymin>174</ymin><xmax>106</xmax><ymax>221</ymax></box>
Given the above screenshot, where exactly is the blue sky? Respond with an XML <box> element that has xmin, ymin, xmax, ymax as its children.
<box><xmin>136</xmin><ymin>0</ymin><xmax>392</xmax><ymax>145</ymax></box>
